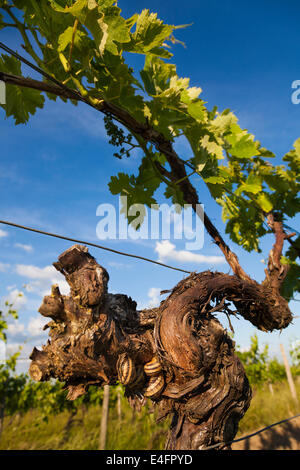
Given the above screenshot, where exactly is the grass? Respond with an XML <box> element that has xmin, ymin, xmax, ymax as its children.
<box><xmin>1</xmin><ymin>379</ymin><xmax>299</xmax><ymax>450</ymax></box>
<box><xmin>0</xmin><ymin>396</ymin><xmax>170</xmax><ymax>450</ymax></box>
<box><xmin>237</xmin><ymin>378</ymin><xmax>300</xmax><ymax>436</ymax></box>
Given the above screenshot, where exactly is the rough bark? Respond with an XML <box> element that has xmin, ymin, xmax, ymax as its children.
<box><xmin>29</xmin><ymin>244</ymin><xmax>293</xmax><ymax>450</ymax></box>
<box><xmin>2</xmin><ymin>59</ymin><xmax>295</xmax><ymax>450</ymax></box>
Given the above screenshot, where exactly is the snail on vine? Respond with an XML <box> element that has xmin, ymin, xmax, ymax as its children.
<box><xmin>116</xmin><ymin>353</ymin><xmax>165</xmax><ymax>399</ymax></box>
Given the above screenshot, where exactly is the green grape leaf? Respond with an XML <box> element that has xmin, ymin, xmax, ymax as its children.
<box><xmin>0</xmin><ymin>0</ymin><xmax>299</xmax><ymax>272</ymax></box>
<box><xmin>57</xmin><ymin>26</ymin><xmax>87</xmax><ymax>52</ymax></box>
<box><xmin>136</xmin><ymin>155</ymin><xmax>162</xmax><ymax>194</ymax></box>
<box><xmin>201</xmin><ymin>134</ymin><xmax>224</xmax><ymax>159</ymax></box>
<box><xmin>108</xmin><ymin>172</ymin><xmax>133</xmax><ymax>195</ymax></box>
<box><xmin>280</xmin><ymin>257</ymin><xmax>300</xmax><ymax>300</ymax></box>
<box><xmin>51</xmin><ymin>0</ymin><xmax>131</xmax><ymax>55</ymax></box>
<box><xmin>140</xmin><ymin>69</ymin><xmax>156</xmax><ymax>95</ymax></box>
<box><xmin>226</xmin><ymin>123</ymin><xmax>259</xmax><ymax>159</ymax></box>
<box><xmin>187</xmin><ymin>100</ymin><xmax>206</xmax><ymax>122</ymax></box>
<box><xmin>283</xmin><ymin>138</ymin><xmax>300</xmax><ymax>175</ymax></box>
<box><xmin>50</xmin><ymin>0</ymin><xmax>89</xmax><ymax>22</ymax></box>
<box><xmin>236</xmin><ymin>182</ymin><xmax>262</xmax><ymax>196</ymax></box>
<box><xmin>108</xmin><ymin>166</ymin><xmax>159</xmax><ymax>228</ymax></box>
<box><xmin>293</xmin><ymin>137</ymin><xmax>300</xmax><ymax>156</ymax></box>
<box><xmin>256</xmin><ymin>193</ymin><xmax>273</xmax><ymax>212</ymax></box>
<box><xmin>124</xmin><ymin>9</ymin><xmax>174</xmax><ymax>56</ymax></box>
<box><xmin>210</xmin><ymin>110</ymin><xmax>238</xmax><ymax>135</ymax></box>
<box><xmin>229</xmin><ymin>135</ymin><xmax>258</xmax><ymax>159</ymax></box>
<box><xmin>0</xmin><ymin>55</ymin><xmax>45</xmax><ymax>124</ymax></box>
<box><xmin>142</xmin><ymin>55</ymin><xmax>177</xmax><ymax>96</ymax></box>
<box><xmin>285</xmin><ymin>236</ymin><xmax>300</xmax><ymax>263</ymax></box>
<box><xmin>164</xmin><ymin>184</ymin><xmax>185</xmax><ymax>208</ymax></box>
<box><xmin>204</xmin><ymin>176</ymin><xmax>226</xmax><ymax>184</ymax></box>
<box><xmin>94</xmin><ymin>6</ymin><xmax>131</xmax><ymax>55</ymax></box>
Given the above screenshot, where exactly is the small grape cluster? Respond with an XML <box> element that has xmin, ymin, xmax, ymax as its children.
<box><xmin>104</xmin><ymin>115</ymin><xmax>134</xmax><ymax>159</ymax></box>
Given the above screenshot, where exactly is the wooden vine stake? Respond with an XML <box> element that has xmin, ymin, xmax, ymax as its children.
<box><xmin>280</xmin><ymin>344</ymin><xmax>299</xmax><ymax>406</ymax></box>
<box><xmin>99</xmin><ymin>385</ymin><xmax>110</xmax><ymax>450</ymax></box>
<box><xmin>117</xmin><ymin>388</ymin><xmax>122</xmax><ymax>422</ymax></box>
<box><xmin>0</xmin><ymin>0</ymin><xmax>297</xmax><ymax>451</ymax></box>
<box><xmin>29</xmin><ymin>244</ymin><xmax>293</xmax><ymax>450</ymax></box>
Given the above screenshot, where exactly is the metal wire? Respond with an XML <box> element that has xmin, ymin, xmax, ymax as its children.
<box><xmin>0</xmin><ymin>219</ymin><xmax>192</xmax><ymax>274</ymax></box>
<box><xmin>0</xmin><ymin>41</ymin><xmax>81</xmax><ymax>98</ymax></box>
<box><xmin>0</xmin><ymin>347</ymin><xmax>299</xmax><ymax>451</ymax></box>
<box><xmin>202</xmin><ymin>412</ymin><xmax>300</xmax><ymax>450</ymax></box>
<box><xmin>0</xmin><ymin>44</ymin><xmax>193</xmax><ymax>275</ymax></box>
<box><xmin>1</xmin><ymin>38</ymin><xmax>299</xmax><ymax>452</ymax></box>
<box><xmin>0</xmin><ymin>41</ymin><xmax>138</xmax><ymax>129</ymax></box>
<box><xmin>2</xmin><ymin>40</ymin><xmax>299</xmax><ymax>255</ymax></box>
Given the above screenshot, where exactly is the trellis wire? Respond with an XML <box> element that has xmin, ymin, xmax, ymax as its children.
<box><xmin>0</xmin><ymin>41</ymin><xmax>80</xmax><ymax>98</ymax></box>
<box><xmin>1</xmin><ymin>218</ymin><xmax>300</xmax><ymax>302</ymax></box>
<box><xmin>1</xmin><ymin>41</ymin><xmax>299</xmax><ymax>242</ymax></box>
<box><xmin>0</xmin><ymin>219</ymin><xmax>192</xmax><ymax>274</ymax></box>
<box><xmin>202</xmin><ymin>412</ymin><xmax>300</xmax><ymax>450</ymax></box>
<box><xmin>0</xmin><ymin>41</ymin><xmax>140</xmax><ymax>132</ymax></box>
<box><xmin>1</xmin><ymin>351</ymin><xmax>299</xmax><ymax>451</ymax></box>
<box><xmin>1</xmin><ymin>42</ymin><xmax>300</xmax><ymax>450</ymax></box>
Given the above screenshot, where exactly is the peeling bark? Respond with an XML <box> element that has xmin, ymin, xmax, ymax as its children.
<box><xmin>29</xmin><ymin>245</ymin><xmax>293</xmax><ymax>449</ymax></box>
<box><xmin>2</xmin><ymin>54</ymin><xmax>295</xmax><ymax>451</ymax></box>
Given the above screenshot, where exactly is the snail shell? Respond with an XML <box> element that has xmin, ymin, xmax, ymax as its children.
<box><xmin>143</xmin><ymin>374</ymin><xmax>165</xmax><ymax>399</ymax></box>
<box><xmin>144</xmin><ymin>356</ymin><xmax>162</xmax><ymax>377</ymax></box>
<box><xmin>117</xmin><ymin>354</ymin><xmax>136</xmax><ymax>386</ymax></box>
<box><xmin>127</xmin><ymin>365</ymin><xmax>146</xmax><ymax>390</ymax></box>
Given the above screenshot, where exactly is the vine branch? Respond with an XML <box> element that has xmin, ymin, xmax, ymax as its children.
<box><xmin>0</xmin><ymin>70</ymin><xmax>268</xmax><ymax>282</ymax></box>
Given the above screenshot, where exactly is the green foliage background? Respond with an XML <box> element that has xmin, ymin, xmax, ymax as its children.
<box><xmin>1</xmin><ymin>303</ymin><xmax>300</xmax><ymax>449</ymax></box>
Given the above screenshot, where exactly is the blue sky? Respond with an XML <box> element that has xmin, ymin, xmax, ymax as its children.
<box><xmin>0</xmin><ymin>0</ymin><xmax>299</xmax><ymax>370</ymax></box>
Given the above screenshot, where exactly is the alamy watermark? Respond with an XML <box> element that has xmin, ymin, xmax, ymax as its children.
<box><xmin>291</xmin><ymin>80</ymin><xmax>300</xmax><ymax>104</ymax></box>
<box><xmin>96</xmin><ymin>196</ymin><xmax>204</xmax><ymax>251</ymax></box>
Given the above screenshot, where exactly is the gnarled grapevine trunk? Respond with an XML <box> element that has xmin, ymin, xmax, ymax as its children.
<box><xmin>29</xmin><ymin>244</ymin><xmax>293</xmax><ymax>450</ymax></box>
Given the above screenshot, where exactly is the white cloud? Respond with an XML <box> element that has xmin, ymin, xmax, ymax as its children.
<box><xmin>4</xmin><ymin>342</ymin><xmax>42</xmax><ymax>374</ymax></box>
<box><xmin>0</xmin><ymin>229</ymin><xmax>8</xmax><ymax>238</ymax></box>
<box><xmin>15</xmin><ymin>264</ymin><xmax>70</xmax><ymax>297</ymax></box>
<box><xmin>27</xmin><ymin>316</ymin><xmax>48</xmax><ymax>338</ymax></box>
<box><xmin>14</xmin><ymin>243</ymin><xmax>33</xmax><ymax>253</ymax></box>
<box><xmin>7</xmin><ymin>320</ymin><xmax>25</xmax><ymax>337</ymax></box>
<box><xmin>147</xmin><ymin>287</ymin><xmax>162</xmax><ymax>308</ymax></box>
<box><xmin>0</xmin><ymin>341</ymin><xmax>6</xmax><ymax>361</ymax></box>
<box><xmin>155</xmin><ymin>240</ymin><xmax>225</xmax><ymax>265</ymax></box>
<box><xmin>5</xmin><ymin>342</ymin><xmax>24</xmax><ymax>358</ymax></box>
<box><xmin>4</xmin><ymin>316</ymin><xmax>48</xmax><ymax>359</ymax></box>
<box><xmin>0</xmin><ymin>262</ymin><xmax>10</xmax><ymax>272</ymax></box>
<box><xmin>16</xmin><ymin>264</ymin><xmax>56</xmax><ymax>281</ymax></box>
<box><xmin>137</xmin><ymin>287</ymin><xmax>164</xmax><ymax>310</ymax></box>
<box><xmin>6</xmin><ymin>289</ymin><xmax>28</xmax><ymax>309</ymax></box>
<box><xmin>5</xmin><ymin>316</ymin><xmax>48</xmax><ymax>345</ymax></box>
